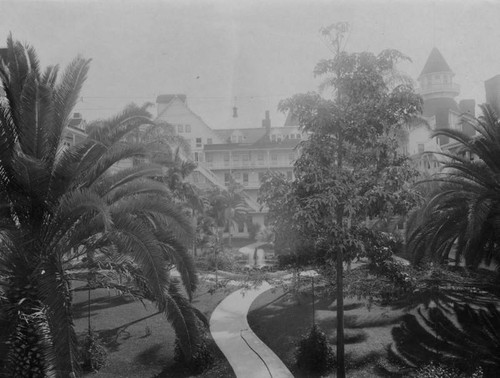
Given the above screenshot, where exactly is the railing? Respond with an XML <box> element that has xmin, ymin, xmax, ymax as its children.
<box><xmin>204</xmin><ymin>160</ymin><xmax>291</xmax><ymax>169</ymax></box>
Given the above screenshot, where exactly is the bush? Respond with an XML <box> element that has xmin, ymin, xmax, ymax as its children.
<box><xmin>295</xmin><ymin>324</ymin><xmax>335</xmax><ymax>375</ymax></box>
<box><xmin>413</xmin><ymin>362</ymin><xmax>483</xmax><ymax>378</ymax></box>
<box><xmin>203</xmin><ymin>249</ymin><xmax>237</xmax><ymax>271</ymax></box>
<box><xmin>174</xmin><ymin>332</ymin><xmax>215</xmax><ymax>374</ymax></box>
<box><xmin>81</xmin><ymin>330</ymin><xmax>107</xmax><ymax>372</ymax></box>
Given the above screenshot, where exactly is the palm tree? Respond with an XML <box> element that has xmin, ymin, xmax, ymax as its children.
<box><xmin>0</xmin><ymin>37</ymin><xmax>201</xmax><ymax>377</ymax></box>
<box><xmin>208</xmin><ymin>179</ymin><xmax>250</xmax><ymax>248</ymax></box>
<box><xmin>407</xmin><ymin>104</ymin><xmax>500</xmax><ymax>269</ymax></box>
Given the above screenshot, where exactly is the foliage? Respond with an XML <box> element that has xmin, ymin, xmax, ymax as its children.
<box><xmin>295</xmin><ymin>324</ymin><xmax>336</xmax><ymax>375</ymax></box>
<box><xmin>260</xmin><ymin>39</ymin><xmax>422</xmax><ymax>269</ymax></box>
<box><xmin>391</xmin><ymin>290</ymin><xmax>500</xmax><ymax>376</ymax></box>
<box><xmin>413</xmin><ymin>362</ymin><xmax>483</xmax><ymax>378</ymax></box>
<box><xmin>407</xmin><ymin>104</ymin><xmax>500</xmax><ymax>269</ymax></box>
<box><xmin>261</xmin><ymin>26</ymin><xmax>423</xmax><ymax>375</ymax></box>
<box><xmin>173</xmin><ymin>324</ymin><xmax>215</xmax><ymax>374</ymax></box>
<box><xmin>80</xmin><ymin>331</ymin><xmax>107</xmax><ymax>372</ymax></box>
<box><xmin>206</xmin><ymin>179</ymin><xmax>250</xmax><ymax>247</ymax></box>
<box><xmin>202</xmin><ymin>248</ymin><xmax>237</xmax><ymax>272</ymax></box>
<box><xmin>0</xmin><ymin>36</ymin><xmax>202</xmax><ymax>376</ymax></box>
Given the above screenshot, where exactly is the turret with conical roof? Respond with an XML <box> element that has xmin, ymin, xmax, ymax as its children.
<box><xmin>418</xmin><ymin>48</ymin><xmax>461</xmax><ymax>145</ymax></box>
<box><xmin>418</xmin><ymin>47</ymin><xmax>460</xmax><ymax>101</ymax></box>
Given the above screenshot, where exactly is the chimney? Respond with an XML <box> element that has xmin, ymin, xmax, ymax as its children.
<box><xmin>261</xmin><ymin>110</ymin><xmax>271</xmax><ymax>128</ymax></box>
<box><xmin>232</xmin><ymin>106</ymin><xmax>238</xmax><ymax>118</ymax></box>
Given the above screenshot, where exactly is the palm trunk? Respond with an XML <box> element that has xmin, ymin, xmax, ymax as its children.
<box><xmin>5</xmin><ymin>262</ymin><xmax>57</xmax><ymax>378</ymax></box>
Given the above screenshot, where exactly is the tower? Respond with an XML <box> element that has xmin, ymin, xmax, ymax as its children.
<box><xmin>418</xmin><ymin>48</ymin><xmax>460</xmax><ymax>144</ymax></box>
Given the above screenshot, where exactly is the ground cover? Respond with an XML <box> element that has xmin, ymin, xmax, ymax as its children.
<box><xmin>248</xmin><ymin>286</ymin><xmax>408</xmax><ymax>377</ymax></box>
<box><xmin>72</xmin><ymin>273</ymin><xmax>239</xmax><ymax>378</ymax></box>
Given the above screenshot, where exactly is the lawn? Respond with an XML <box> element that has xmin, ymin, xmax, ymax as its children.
<box><xmin>248</xmin><ymin>286</ymin><xmax>408</xmax><ymax>377</ymax></box>
<box><xmin>72</xmin><ymin>273</ymin><xmax>238</xmax><ymax>378</ymax></box>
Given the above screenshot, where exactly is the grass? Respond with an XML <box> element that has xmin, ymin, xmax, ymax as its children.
<box><xmin>248</xmin><ymin>286</ymin><xmax>408</xmax><ymax>377</ymax></box>
<box><xmin>72</xmin><ymin>274</ymin><xmax>238</xmax><ymax>378</ymax></box>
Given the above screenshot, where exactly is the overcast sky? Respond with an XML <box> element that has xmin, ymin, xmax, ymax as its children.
<box><xmin>1</xmin><ymin>0</ymin><xmax>500</xmax><ymax>128</ymax></box>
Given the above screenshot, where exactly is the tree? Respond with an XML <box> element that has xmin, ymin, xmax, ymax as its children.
<box><xmin>207</xmin><ymin>179</ymin><xmax>250</xmax><ymax>248</ymax></box>
<box><xmin>268</xmin><ymin>23</ymin><xmax>422</xmax><ymax>377</ymax></box>
<box><xmin>0</xmin><ymin>37</ymin><xmax>201</xmax><ymax>377</ymax></box>
<box><xmin>407</xmin><ymin>104</ymin><xmax>500</xmax><ymax>269</ymax></box>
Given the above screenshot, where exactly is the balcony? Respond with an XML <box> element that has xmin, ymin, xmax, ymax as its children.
<box><xmin>203</xmin><ymin>160</ymin><xmax>292</xmax><ymax>170</ymax></box>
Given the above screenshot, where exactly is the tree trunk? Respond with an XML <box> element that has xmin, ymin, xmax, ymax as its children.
<box><xmin>336</xmin><ymin>245</ymin><xmax>345</xmax><ymax>378</ymax></box>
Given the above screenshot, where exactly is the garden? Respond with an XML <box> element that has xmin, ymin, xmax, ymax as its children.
<box><xmin>1</xmin><ymin>21</ymin><xmax>500</xmax><ymax>378</ymax></box>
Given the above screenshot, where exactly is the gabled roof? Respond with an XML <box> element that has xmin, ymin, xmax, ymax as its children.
<box><xmin>156</xmin><ymin>94</ymin><xmax>187</xmax><ymax>104</ymax></box>
<box><xmin>419</xmin><ymin>47</ymin><xmax>453</xmax><ymax>77</ymax></box>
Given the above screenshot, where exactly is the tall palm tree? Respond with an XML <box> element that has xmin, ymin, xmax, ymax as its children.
<box><xmin>407</xmin><ymin>104</ymin><xmax>500</xmax><ymax>269</ymax></box>
<box><xmin>208</xmin><ymin>179</ymin><xmax>250</xmax><ymax>248</ymax></box>
<box><xmin>0</xmin><ymin>37</ymin><xmax>201</xmax><ymax>377</ymax></box>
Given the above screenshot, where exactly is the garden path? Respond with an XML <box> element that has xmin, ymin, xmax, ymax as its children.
<box><xmin>209</xmin><ymin>242</ymin><xmax>293</xmax><ymax>378</ymax></box>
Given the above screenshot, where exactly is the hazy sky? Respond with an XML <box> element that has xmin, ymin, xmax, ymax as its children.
<box><xmin>1</xmin><ymin>0</ymin><xmax>500</xmax><ymax>128</ymax></box>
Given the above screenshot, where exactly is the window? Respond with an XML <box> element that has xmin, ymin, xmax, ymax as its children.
<box><xmin>194</xmin><ymin>152</ymin><xmax>199</xmax><ymax>162</ymax></box>
<box><xmin>258</xmin><ymin>152</ymin><xmax>264</xmax><ymax>161</ymax></box>
<box><xmin>206</xmin><ymin>154</ymin><xmax>213</xmax><ymax>162</ymax></box>
<box><xmin>224</xmin><ymin>153</ymin><xmax>230</xmax><ymax>161</ymax></box>
<box><xmin>196</xmin><ymin>138</ymin><xmax>202</xmax><ymax>147</ymax></box>
<box><xmin>271</xmin><ymin>134</ymin><xmax>277</xmax><ymax>142</ymax></box>
<box><xmin>271</xmin><ymin>153</ymin><xmax>278</xmax><ymax>161</ymax></box>
<box><xmin>185</xmin><ymin>124</ymin><xmax>191</xmax><ymax>133</ymax></box>
<box><xmin>242</xmin><ymin>153</ymin><xmax>249</xmax><ymax>161</ymax></box>
<box><xmin>417</xmin><ymin>144</ymin><xmax>425</xmax><ymax>153</ymax></box>
<box><xmin>243</xmin><ymin>173</ymin><xmax>248</xmax><ymax>185</ymax></box>
<box><xmin>177</xmin><ymin>124</ymin><xmax>184</xmax><ymax>133</ymax></box>
<box><xmin>224</xmin><ymin>173</ymin><xmax>231</xmax><ymax>184</ymax></box>
<box><xmin>233</xmin><ymin>154</ymin><xmax>239</xmax><ymax>161</ymax></box>
<box><xmin>288</xmin><ymin>153</ymin><xmax>295</xmax><ymax>162</ymax></box>
<box><xmin>287</xmin><ymin>171</ymin><xmax>293</xmax><ymax>180</ymax></box>
<box><xmin>238</xmin><ymin>136</ymin><xmax>243</xmax><ymax>143</ymax></box>
<box><xmin>207</xmin><ymin>138</ymin><xmax>212</xmax><ymax>145</ymax></box>
<box><xmin>258</xmin><ymin>172</ymin><xmax>265</xmax><ymax>182</ymax></box>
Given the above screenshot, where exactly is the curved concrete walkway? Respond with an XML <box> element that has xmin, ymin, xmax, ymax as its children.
<box><xmin>210</xmin><ymin>280</ymin><xmax>293</xmax><ymax>378</ymax></box>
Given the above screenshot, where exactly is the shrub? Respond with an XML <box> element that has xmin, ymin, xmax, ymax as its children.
<box><xmin>81</xmin><ymin>330</ymin><xmax>107</xmax><ymax>372</ymax></box>
<box><xmin>413</xmin><ymin>362</ymin><xmax>483</xmax><ymax>378</ymax></box>
<box><xmin>295</xmin><ymin>324</ymin><xmax>335</xmax><ymax>374</ymax></box>
<box><xmin>174</xmin><ymin>330</ymin><xmax>215</xmax><ymax>374</ymax></box>
<box><xmin>204</xmin><ymin>249</ymin><xmax>237</xmax><ymax>271</ymax></box>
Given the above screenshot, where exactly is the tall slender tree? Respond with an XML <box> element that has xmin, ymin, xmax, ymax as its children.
<box><xmin>0</xmin><ymin>36</ymin><xmax>201</xmax><ymax>377</ymax></box>
<box><xmin>272</xmin><ymin>23</ymin><xmax>422</xmax><ymax>377</ymax></box>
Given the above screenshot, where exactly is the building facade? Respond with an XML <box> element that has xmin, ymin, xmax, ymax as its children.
<box><xmin>153</xmin><ymin>95</ymin><xmax>303</xmax><ymax>235</ymax></box>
